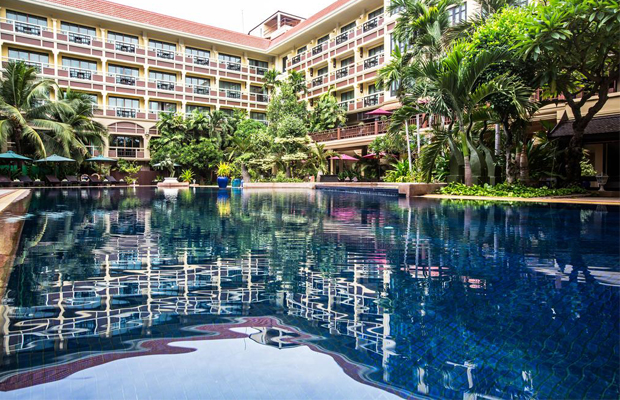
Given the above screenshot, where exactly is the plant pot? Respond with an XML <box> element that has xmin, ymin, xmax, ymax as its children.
<box><xmin>232</xmin><ymin>178</ymin><xmax>242</xmax><ymax>188</ymax></box>
<box><xmin>217</xmin><ymin>176</ymin><xmax>229</xmax><ymax>189</ymax></box>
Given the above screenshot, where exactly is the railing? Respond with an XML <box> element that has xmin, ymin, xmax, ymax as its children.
<box><xmin>108</xmin><ymin>147</ymin><xmax>144</xmax><ymax>159</ymax></box>
<box><xmin>253</xmin><ymin>119</ymin><xmax>269</xmax><ymax>126</ymax></box>
<box><xmin>311</xmin><ymin>120</ymin><xmax>390</xmax><ymax>142</ymax></box>
<box><xmin>250</xmin><ymin>66</ymin><xmax>268</xmax><ymax>76</ymax></box>
<box><xmin>222</xmin><ymin>89</ymin><xmax>242</xmax><ymax>99</ymax></box>
<box><xmin>153</xmin><ymin>80</ymin><xmax>176</xmax><ymax>91</ymax></box>
<box><xmin>114</xmin><ymin>74</ymin><xmax>138</xmax><ymax>86</ymax></box>
<box><xmin>335</xmin><ymin>67</ymin><xmax>349</xmax><ymax>79</ymax></box>
<box><xmin>291</xmin><ymin>55</ymin><xmax>301</xmax><ymax>65</ymax></box>
<box><xmin>224</xmin><ymin>61</ymin><xmax>242</xmax><ymax>71</ymax></box>
<box><xmin>190</xmin><ymin>85</ymin><xmax>210</xmax><ymax>95</ymax></box>
<box><xmin>113</xmin><ymin>41</ymin><xmax>137</xmax><ymax>53</ymax></box>
<box><xmin>113</xmin><ymin>108</ymin><xmax>138</xmax><ymax>118</ymax></box>
<box><xmin>336</xmin><ymin>31</ymin><xmax>349</xmax><ymax>45</ymax></box>
<box><xmin>66</xmin><ymin>32</ymin><xmax>93</xmax><ymax>45</ymax></box>
<box><xmin>191</xmin><ymin>56</ymin><xmax>210</xmax><ymax>66</ymax></box>
<box><xmin>312</xmin><ymin>44</ymin><xmax>324</xmax><ymax>56</ymax></box>
<box><xmin>251</xmin><ymin>93</ymin><xmax>269</xmax><ymax>103</ymax></box>
<box><xmin>154</xmin><ymin>49</ymin><xmax>176</xmax><ymax>60</ymax></box>
<box><xmin>68</xmin><ymin>67</ymin><xmax>94</xmax><ymax>80</ymax></box>
<box><xmin>363</xmin><ymin>94</ymin><xmax>379</xmax><ymax>107</ymax></box>
<box><xmin>4</xmin><ymin>59</ymin><xmax>48</xmax><ymax>73</ymax></box>
<box><xmin>312</xmin><ymin>76</ymin><xmax>324</xmax><ymax>87</ymax></box>
<box><xmin>14</xmin><ymin>21</ymin><xmax>43</xmax><ymax>36</ymax></box>
<box><xmin>364</xmin><ymin>55</ymin><xmax>380</xmax><ymax>69</ymax></box>
<box><xmin>363</xmin><ymin>17</ymin><xmax>379</xmax><ymax>32</ymax></box>
<box><xmin>339</xmin><ymin>100</ymin><xmax>354</xmax><ymax>110</ymax></box>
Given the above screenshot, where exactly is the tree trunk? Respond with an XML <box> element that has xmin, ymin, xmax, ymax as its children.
<box><xmin>240</xmin><ymin>163</ymin><xmax>251</xmax><ymax>183</ymax></box>
<box><xmin>565</xmin><ymin>125</ymin><xmax>585</xmax><ymax>185</ymax></box>
<box><xmin>519</xmin><ymin>146</ymin><xmax>530</xmax><ymax>185</ymax></box>
<box><xmin>285</xmin><ymin>164</ymin><xmax>292</xmax><ymax>178</ymax></box>
<box><xmin>463</xmin><ymin>155</ymin><xmax>472</xmax><ymax>186</ymax></box>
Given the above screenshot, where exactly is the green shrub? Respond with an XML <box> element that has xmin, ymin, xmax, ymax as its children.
<box><xmin>439</xmin><ymin>183</ymin><xmax>587</xmax><ymax>198</ymax></box>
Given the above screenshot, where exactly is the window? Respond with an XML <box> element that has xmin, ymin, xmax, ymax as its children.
<box><xmin>108</xmin><ymin>64</ymin><xmax>139</xmax><ymax>77</ymax></box>
<box><xmin>149</xmin><ymin>101</ymin><xmax>177</xmax><ymax>113</ymax></box>
<box><xmin>108</xmin><ymin>97</ymin><xmax>139</xmax><ymax>109</ymax></box>
<box><xmin>341</xmin><ymin>57</ymin><xmax>355</xmax><ymax>67</ymax></box>
<box><xmin>62</xmin><ymin>58</ymin><xmax>97</xmax><ymax>71</ymax></box>
<box><xmin>108</xmin><ymin>31</ymin><xmax>138</xmax><ymax>45</ymax></box>
<box><xmin>187</xmin><ymin>105</ymin><xmax>210</xmax><ymax>114</ymax></box>
<box><xmin>250</xmin><ymin>86</ymin><xmax>268</xmax><ymax>102</ymax></box>
<box><xmin>391</xmin><ymin>34</ymin><xmax>405</xmax><ymax>53</ymax></box>
<box><xmin>368</xmin><ymin>45</ymin><xmax>384</xmax><ymax>57</ymax></box>
<box><xmin>297</xmin><ymin>46</ymin><xmax>307</xmax><ymax>55</ymax></box>
<box><xmin>110</xmin><ymin>136</ymin><xmax>142</xmax><ymax>148</ymax></box>
<box><xmin>8</xmin><ymin>48</ymin><xmax>49</xmax><ymax>69</ymax></box>
<box><xmin>341</xmin><ymin>91</ymin><xmax>354</xmax><ymax>102</ymax></box>
<box><xmin>369</xmin><ymin>8</ymin><xmax>384</xmax><ymax>20</ymax></box>
<box><xmin>149</xmin><ymin>39</ymin><xmax>176</xmax><ymax>59</ymax></box>
<box><xmin>220</xmin><ymin>81</ymin><xmax>242</xmax><ymax>98</ymax></box>
<box><xmin>317</xmin><ymin>35</ymin><xmax>330</xmax><ymax>45</ymax></box>
<box><xmin>220</xmin><ymin>108</ymin><xmax>235</xmax><ymax>117</ymax></box>
<box><xmin>250</xmin><ymin>112</ymin><xmax>267</xmax><ymax>123</ymax></box>
<box><xmin>7</xmin><ymin>11</ymin><xmax>47</xmax><ymax>35</ymax></box>
<box><xmin>186</xmin><ymin>76</ymin><xmax>210</xmax><ymax>87</ymax></box>
<box><xmin>341</xmin><ymin>21</ymin><xmax>356</xmax><ymax>33</ymax></box>
<box><xmin>448</xmin><ymin>4</ymin><xmax>467</xmax><ymax>25</ymax></box>
<box><xmin>186</xmin><ymin>47</ymin><xmax>210</xmax><ymax>58</ymax></box>
<box><xmin>61</xmin><ymin>22</ymin><xmax>96</xmax><ymax>44</ymax></box>
<box><xmin>149</xmin><ymin>71</ymin><xmax>176</xmax><ymax>82</ymax></box>
<box><xmin>249</xmin><ymin>59</ymin><xmax>268</xmax><ymax>75</ymax></box>
<box><xmin>282</xmin><ymin>56</ymin><xmax>288</xmax><ymax>72</ymax></box>
<box><xmin>81</xmin><ymin>93</ymin><xmax>99</xmax><ymax>104</ymax></box>
<box><xmin>219</xmin><ymin>53</ymin><xmax>241</xmax><ymax>71</ymax></box>
<box><xmin>317</xmin><ymin>66</ymin><xmax>329</xmax><ymax>76</ymax></box>
<box><xmin>368</xmin><ymin>84</ymin><xmax>379</xmax><ymax>94</ymax></box>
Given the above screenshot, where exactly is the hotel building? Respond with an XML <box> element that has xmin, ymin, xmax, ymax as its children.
<box><xmin>0</xmin><ymin>0</ymin><xmax>617</xmax><ymax>183</ymax></box>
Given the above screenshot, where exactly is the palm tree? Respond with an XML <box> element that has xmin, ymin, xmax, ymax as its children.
<box><xmin>0</xmin><ymin>61</ymin><xmax>73</xmax><ymax>157</ymax></box>
<box><xmin>310</xmin><ymin>143</ymin><xmax>337</xmax><ymax>180</ymax></box>
<box><xmin>206</xmin><ymin>110</ymin><xmax>234</xmax><ymax>148</ymax></box>
<box><xmin>53</xmin><ymin>89</ymin><xmax>107</xmax><ymax>161</ymax></box>
<box><xmin>262</xmin><ymin>69</ymin><xmax>280</xmax><ymax>93</ymax></box>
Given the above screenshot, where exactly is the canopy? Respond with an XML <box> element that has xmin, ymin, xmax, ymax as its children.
<box><xmin>362</xmin><ymin>152</ymin><xmax>387</xmax><ymax>159</ymax></box>
<box><xmin>35</xmin><ymin>154</ymin><xmax>75</xmax><ymax>163</ymax></box>
<box><xmin>366</xmin><ymin>108</ymin><xmax>393</xmax><ymax>117</ymax></box>
<box><xmin>0</xmin><ymin>151</ymin><xmax>31</xmax><ymax>161</ymax></box>
<box><xmin>86</xmin><ymin>155</ymin><xmax>117</xmax><ymax>163</ymax></box>
<box><xmin>329</xmin><ymin>154</ymin><xmax>358</xmax><ymax>161</ymax></box>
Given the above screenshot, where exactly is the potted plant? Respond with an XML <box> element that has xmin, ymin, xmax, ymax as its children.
<box><xmin>180</xmin><ymin>169</ymin><xmax>195</xmax><ymax>184</ymax></box>
<box><xmin>580</xmin><ymin>154</ymin><xmax>597</xmax><ymax>189</ymax></box>
<box><xmin>217</xmin><ymin>162</ymin><xmax>232</xmax><ymax>189</ymax></box>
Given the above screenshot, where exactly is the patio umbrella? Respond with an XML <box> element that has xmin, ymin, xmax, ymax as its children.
<box><xmin>329</xmin><ymin>154</ymin><xmax>358</xmax><ymax>161</ymax></box>
<box><xmin>152</xmin><ymin>162</ymin><xmax>181</xmax><ymax>168</ymax></box>
<box><xmin>362</xmin><ymin>152</ymin><xmax>387</xmax><ymax>159</ymax></box>
<box><xmin>0</xmin><ymin>150</ymin><xmax>32</xmax><ymax>176</ymax></box>
<box><xmin>366</xmin><ymin>108</ymin><xmax>393</xmax><ymax>117</ymax></box>
<box><xmin>86</xmin><ymin>155</ymin><xmax>117</xmax><ymax>163</ymax></box>
<box><xmin>366</xmin><ymin>107</ymin><xmax>413</xmax><ymax>175</ymax></box>
<box><xmin>36</xmin><ymin>154</ymin><xmax>76</xmax><ymax>177</ymax></box>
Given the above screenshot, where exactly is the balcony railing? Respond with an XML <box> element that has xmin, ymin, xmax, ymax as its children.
<box><xmin>363</xmin><ymin>94</ymin><xmax>379</xmax><ymax>107</ymax></box>
<box><xmin>191</xmin><ymin>56</ymin><xmax>210</xmax><ymax>66</ymax></box>
<box><xmin>67</xmin><ymin>32</ymin><xmax>92</xmax><ymax>45</ymax></box>
<box><xmin>336</xmin><ymin>31</ymin><xmax>349</xmax><ymax>45</ymax></box>
<box><xmin>339</xmin><ymin>100</ymin><xmax>354</xmax><ymax>110</ymax></box>
<box><xmin>224</xmin><ymin>62</ymin><xmax>242</xmax><ymax>71</ymax></box>
<box><xmin>114</xmin><ymin>41</ymin><xmax>136</xmax><ymax>53</ymax></box>
<box><xmin>335</xmin><ymin>67</ymin><xmax>349</xmax><ymax>79</ymax></box>
<box><xmin>312</xmin><ymin>44</ymin><xmax>324</xmax><ymax>56</ymax></box>
<box><xmin>115</xmin><ymin>74</ymin><xmax>137</xmax><ymax>86</ymax></box>
<box><xmin>192</xmin><ymin>85</ymin><xmax>210</xmax><ymax>95</ymax></box>
<box><xmin>363</xmin><ymin>17</ymin><xmax>379</xmax><ymax>32</ymax></box>
<box><xmin>312</xmin><ymin>76</ymin><xmax>324</xmax><ymax>87</ymax></box>
<box><xmin>155</xmin><ymin>49</ymin><xmax>176</xmax><ymax>60</ymax></box>
<box><xmin>8</xmin><ymin>59</ymin><xmax>47</xmax><ymax>73</ymax></box>
<box><xmin>251</xmin><ymin>93</ymin><xmax>269</xmax><ymax>103</ymax></box>
<box><xmin>108</xmin><ymin>147</ymin><xmax>144</xmax><ymax>159</ymax></box>
<box><xmin>14</xmin><ymin>22</ymin><xmax>42</xmax><ymax>36</ymax></box>
<box><xmin>223</xmin><ymin>89</ymin><xmax>242</xmax><ymax>99</ymax></box>
<box><xmin>68</xmin><ymin>68</ymin><xmax>93</xmax><ymax>80</ymax></box>
<box><xmin>291</xmin><ymin>55</ymin><xmax>301</xmax><ymax>65</ymax></box>
<box><xmin>364</xmin><ymin>55</ymin><xmax>380</xmax><ymax>69</ymax></box>
<box><xmin>154</xmin><ymin>80</ymin><xmax>176</xmax><ymax>91</ymax></box>
<box><xmin>113</xmin><ymin>108</ymin><xmax>138</xmax><ymax>118</ymax></box>
<box><xmin>251</xmin><ymin>66</ymin><xmax>268</xmax><ymax>76</ymax></box>
<box><xmin>310</xmin><ymin>120</ymin><xmax>391</xmax><ymax>142</ymax></box>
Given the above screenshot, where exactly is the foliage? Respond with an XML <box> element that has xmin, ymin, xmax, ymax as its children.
<box><xmin>179</xmin><ymin>169</ymin><xmax>195</xmax><ymax>183</ymax></box>
<box><xmin>440</xmin><ymin>182</ymin><xmax>587</xmax><ymax>197</ymax></box>
<box><xmin>217</xmin><ymin>162</ymin><xmax>232</xmax><ymax>177</ymax></box>
<box><xmin>368</xmin><ymin>130</ymin><xmax>407</xmax><ymax>159</ymax></box>
<box><xmin>384</xmin><ymin>159</ymin><xmax>424</xmax><ymax>183</ymax></box>
<box><xmin>259</xmin><ymin>172</ymin><xmax>305</xmax><ymax>183</ymax></box>
<box><xmin>580</xmin><ymin>153</ymin><xmax>597</xmax><ymax>177</ymax></box>
<box><xmin>309</xmin><ymin>89</ymin><xmax>347</xmax><ymax>132</ymax></box>
<box><xmin>116</xmin><ymin>159</ymin><xmax>141</xmax><ymax>184</ymax></box>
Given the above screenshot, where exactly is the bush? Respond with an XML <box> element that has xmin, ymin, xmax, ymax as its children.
<box><xmin>259</xmin><ymin>172</ymin><xmax>304</xmax><ymax>183</ymax></box>
<box><xmin>439</xmin><ymin>183</ymin><xmax>587</xmax><ymax>198</ymax></box>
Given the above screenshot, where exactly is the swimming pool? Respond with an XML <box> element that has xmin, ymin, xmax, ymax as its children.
<box><xmin>0</xmin><ymin>188</ymin><xmax>617</xmax><ymax>399</ymax></box>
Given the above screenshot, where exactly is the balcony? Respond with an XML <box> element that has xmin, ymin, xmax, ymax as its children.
<box><xmin>193</xmin><ymin>85</ymin><xmax>210</xmax><ymax>95</ymax></box>
<box><xmin>225</xmin><ymin>62</ymin><xmax>242</xmax><ymax>71</ymax></box>
<box><xmin>339</xmin><ymin>100</ymin><xmax>354</xmax><ymax>110</ymax></box>
<box><xmin>252</xmin><ymin>93</ymin><xmax>269</xmax><ymax>103</ymax></box>
<box><xmin>115</xmin><ymin>75</ymin><xmax>137</xmax><ymax>86</ymax></box>
<box><xmin>67</xmin><ymin>32</ymin><xmax>92</xmax><ymax>45</ymax></box>
<box><xmin>192</xmin><ymin>56</ymin><xmax>210</xmax><ymax>66</ymax></box>
<box><xmin>223</xmin><ymin>89</ymin><xmax>242</xmax><ymax>99</ymax></box>
<box><xmin>312</xmin><ymin>44</ymin><xmax>324</xmax><ymax>56</ymax></box>
<box><xmin>364</xmin><ymin>55</ymin><xmax>380</xmax><ymax>69</ymax></box>
<box><xmin>335</xmin><ymin>67</ymin><xmax>349</xmax><ymax>80</ymax></box>
<box><xmin>155</xmin><ymin>81</ymin><xmax>176</xmax><ymax>91</ymax></box>
<box><xmin>114</xmin><ymin>41</ymin><xmax>136</xmax><ymax>53</ymax></box>
<box><xmin>155</xmin><ymin>49</ymin><xmax>175</xmax><ymax>60</ymax></box>
<box><xmin>69</xmin><ymin>68</ymin><xmax>93</xmax><ymax>80</ymax></box>
<box><xmin>291</xmin><ymin>55</ymin><xmax>301</xmax><ymax>65</ymax></box>
<box><xmin>363</xmin><ymin>94</ymin><xmax>379</xmax><ymax>107</ymax></box>
<box><xmin>312</xmin><ymin>76</ymin><xmax>324</xmax><ymax>87</ymax></box>
<box><xmin>336</xmin><ymin>31</ymin><xmax>349</xmax><ymax>45</ymax></box>
<box><xmin>310</xmin><ymin>120</ymin><xmax>389</xmax><ymax>142</ymax></box>
<box><xmin>14</xmin><ymin>22</ymin><xmax>42</xmax><ymax>36</ymax></box>
<box><xmin>108</xmin><ymin>147</ymin><xmax>144</xmax><ymax>159</ymax></box>
<box><xmin>114</xmin><ymin>108</ymin><xmax>138</xmax><ymax>118</ymax></box>
<box><xmin>363</xmin><ymin>17</ymin><xmax>379</xmax><ymax>32</ymax></box>
<box><xmin>251</xmin><ymin>67</ymin><xmax>267</xmax><ymax>76</ymax></box>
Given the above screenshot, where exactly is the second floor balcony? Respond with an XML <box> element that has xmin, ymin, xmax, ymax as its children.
<box><xmin>191</xmin><ymin>85</ymin><xmax>210</xmax><ymax>95</ymax></box>
<box><xmin>68</xmin><ymin>67</ymin><xmax>93</xmax><ymax>80</ymax></box>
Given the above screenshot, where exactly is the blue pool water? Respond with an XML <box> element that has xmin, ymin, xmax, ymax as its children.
<box><xmin>0</xmin><ymin>188</ymin><xmax>617</xmax><ymax>399</ymax></box>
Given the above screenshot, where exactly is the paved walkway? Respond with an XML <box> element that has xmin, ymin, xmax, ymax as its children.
<box><xmin>0</xmin><ymin>190</ymin><xmax>31</xmax><ymax>214</ymax></box>
<box><xmin>422</xmin><ymin>194</ymin><xmax>620</xmax><ymax>206</ymax></box>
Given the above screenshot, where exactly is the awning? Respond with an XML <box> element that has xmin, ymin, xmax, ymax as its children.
<box><xmin>549</xmin><ymin>115</ymin><xmax>620</xmax><ymax>138</ymax></box>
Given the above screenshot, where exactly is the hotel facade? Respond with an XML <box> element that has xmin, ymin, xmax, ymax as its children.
<box><xmin>0</xmin><ymin>0</ymin><xmax>618</xmax><ymax>182</ymax></box>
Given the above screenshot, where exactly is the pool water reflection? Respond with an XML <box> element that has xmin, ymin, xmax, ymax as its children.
<box><xmin>0</xmin><ymin>188</ymin><xmax>618</xmax><ymax>399</ymax></box>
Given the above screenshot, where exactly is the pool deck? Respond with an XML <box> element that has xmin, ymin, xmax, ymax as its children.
<box><xmin>0</xmin><ymin>189</ymin><xmax>31</xmax><ymax>213</ymax></box>
<box><xmin>421</xmin><ymin>193</ymin><xmax>620</xmax><ymax>206</ymax></box>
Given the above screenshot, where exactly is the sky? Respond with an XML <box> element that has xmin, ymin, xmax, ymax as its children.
<box><xmin>114</xmin><ymin>0</ymin><xmax>336</xmax><ymax>33</ymax></box>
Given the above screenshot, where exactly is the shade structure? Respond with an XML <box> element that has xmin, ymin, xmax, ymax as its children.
<box><xmin>152</xmin><ymin>162</ymin><xmax>181</xmax><ymax>168</ymax></box>
<box><xmin>366</xmin><ymin>108</ymin><xmax>393</xmax><ymax>117</ymax></box>
<box><xmin>362</xmin><ymin>152</ymin><xmax>387</xmax><ymax>159</ymax></box>
<box><xmin>86</xmin><ymin>155</ymin><xmax>117</xmax><ymax>163</ymax></box>
<box><xmin>35</xmin><ymin>154</ymin><xmax>75</xmax><ymax>163</ymax></box>
<box><xmin>0</xmin><ymin>151</ymin><xmax>31</xmax><ymax>161</ymax></box>
<box><xmin>329</xmin><ymin>154</ymin><xmax>358</xmax><ymax>161</ymax></box>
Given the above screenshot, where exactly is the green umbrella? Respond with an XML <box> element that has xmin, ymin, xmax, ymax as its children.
<box><xmin>35</xmin><ymin>154</ymin><xmax>76</xmax><ymax>163</ymax></box>
<box><xmin>86</xmin><ymin>155</ymin><xmax>117</xmax><ymax>163</ymax></box>
<box><xmin>0</xmin><ymin>151</ymin><xmax>31</xmax><ymax>161</ymax></box>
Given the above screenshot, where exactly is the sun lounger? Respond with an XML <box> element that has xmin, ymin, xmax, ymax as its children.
<box><xmin>0</xmin><ymin>175</ymin><xmax>22</xmax><ymax>187</ymax></box>
<box><xmin>66</xmin><ymin>175</ymin><xmax>88</xmax><ymax>186</ymax></box>
<box><xmin>18</xmin><ymin>176</ymin><xmax>43</xmax><ymax>187</ymax></box>
<box><xmin>88</xmin><ymin>175</ymin><xmax>105</xmax><ymax>186</ymax></box>
<box><xmin>45</xmin><ymin>175</ymin><xmax>62</xmax><ymax>186</ymax></box>
<box><xmin>105</xmin><ymin>175</ymin><xmax>121</xmax><ymax>185</ymax></box>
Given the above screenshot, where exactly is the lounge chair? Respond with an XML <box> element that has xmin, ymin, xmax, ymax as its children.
<box><xmin>45</xmin><ymin>175</ymin><xmax>62</xmax><ymax>186</ymax></box>
<box><xmin>319</xmin><ymin>175</ymin><xmax>339</xmax><ymax>183</ymax></box>
<box><xmin>88</xmin><ymin>175</ymin><xmax>105</xmax><ymax>186</ymax></box>
<box><xmin>18</xmin><ymin>176</ymin><xmax>44</xmax><ymax>187</ymax></box>
<box><xmin>66</xmin><ymin>175</ymin><xmax>88</xmax><ymax>186</ymax></box>
<box><xmin>105</xmin><ymin>175</ymin><xmax>121</xmax><ymax>185</ymax></box>
<box><xmin>0</xmin><ymin>175</ymin><xmax>22</xmax><ymax>187</ymax></box>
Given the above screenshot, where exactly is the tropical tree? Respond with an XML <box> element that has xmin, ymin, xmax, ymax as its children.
<box><xmin>309</xmin><ymin>89</ymin><xmax>347</xmax><ymax>132</ymax></box>
<box><xmin>516</xmin><ymin>0</ymin><xmax>620</xmax><ymax>184</ymax></box>
<box><xmin>229</xmin><ymin>118</ymin><xmax>269</xmax><ymax>182</ymax></box>
<box><xmin>308</xmin><ymin>143</ymin><xmax>337</xmax><ymax>180</ymax></box>
<box><xmin>0</xmin><ymin>61</ymin><xmax>73</xmax><ymax>157</ymax></box>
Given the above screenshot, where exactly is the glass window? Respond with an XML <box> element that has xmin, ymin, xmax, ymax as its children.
<box><xmin>369</xmin><ymin>8</ymin><xmax>384</xmax><ymax>20</ymax></box>
<box><xmin>368</xmin><ymin>84</ymin><xmax>379</xmax><ymax>94</ymax></box>
<box><xmin>220</xmin><ymin>109</ymin><xmax>234</xmax><ymax>116</ymax></box>
<box><xmin>218</xmin><ymin>54</ymin><xmax>241</xmax><ymax>64</ymax></box>
<box><xmin>7</xmin><ymin>10</ymin><xmax>47</xmax><ymax>27</ymax></box>
<box><xmin>186</xmin><ymin>47</ymin><xmax>210</xmax><ymax>58</ymax></box>
<box><xmin>341</xmin><ymin>21</ymin><xmax>356</xmax><ymax>33</ymax></box>
<box><xmin>219</xmin><ymin>81</ymin><xmax>241</xmax><ymax>91</ymax></box>
<box><xmin>108</xmin><ymin>97</ymin><xmax>139</xmax><ymax>109</ymax></box>
<box><xmin>108</xmin><ymin>31</ymin><xmax>139</xmax><ymax>45</ymax></box>
<box><xmin>250</xmin><ymin>112</ymin><xmax>266</xmax><ymax>121</ymax></box>
<box><xmin>317</xmin><ymin>66</ymin><xmax>329</xmax><ymax>76</ymax></box>
<box><xmin>62</xmin><ymin>57</ymin><xmax>97</xmax><ymax>71</ymax></box>
<box><xmin>369</xmin><ymin>45</ymin><xmax>384</xmax><ymax>57</ymax></box>
<box><xmin>108</xmin><ymin>64</ymin><xmax>139</xmax><ymax>77</ymax></box>
<box><xmin>391</xmin><ymin>34</ymin><xmax>405</xmax><ymax>53</ymax></box>
<box><xmin>81</xmin><ymin>93</ymin><xmax>98</xmax><ymax>103</ymax></box>
<box><xmin>249</xmin><ymin>59</ymin><xmax>268</xmax><ymax>69</ymax></box>
<box><xmin>186</xmin><ymin>76</ymin><xmax>210</xmax><ymax>87</ymax></box>
<box><xmin>341</xmin><ymin>91</ymin><xmax>354</xmax><ymax>102</ymax></box>
<box><xmin>110</xmin><ymin>135</ymin><xmax>142</xmax><ymax>148</ymax></box>
<box><xmin>341</xmin><ymin>57</ymin><xmax>355</xmax><ymax>67</ymax></box>
<box><xmin>149</xmin><ymin>71</ymin><xmax>176</xmax><ymax>82</ymax></box>
<box><xmin>149</xmin><ymin>101</ymin><xmax>177</xmax><ymax>112</ymax></box>
<box><xmin>250</xmin><ymin>86</ymin><xmax>266</xmax><ymax>94</ymax></box>
<box><xmin>187</xmin><ymin>105</ymin><xmax>210</xmax><ymax>114</ymax></box>
<box><xmin>317</xmin><ymin>35</ymin><xmax>330</xmax><ymax>45</ymax></box>
<box><xmin>8</xmin><ymin>48</ymin><xmax>49</xmax><ymax>65</ymax></box>
<box><xmin>61</xmin><ymin>22</ymin><xmax>96</xmax><ymax>37</ymax></box>
<box><xmin>282</xmin><ymin>56</ymin><xmax>288</xmax><ymax>72</ymax></box>
<box><xmin>149</xmin><ymin>39</ymin><xmax>176</xmax><ymax>52</ymax></box>
<box><xmin>448</xmin><ymin>4</ymin><xmax>467</xmax><ymax>25</ymax></box>
<box><xmin>297</xmin><ymin>46</ymin><xmax>307</xmax><ymax>55</ymax></box>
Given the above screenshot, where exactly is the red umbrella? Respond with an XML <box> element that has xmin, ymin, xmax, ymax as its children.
<box><xmin>329</xmin><ymin>154</ymin><xmax>358</xmax><ymax>161</ymax></box>
<box><xmin>366</xmin><ymin>108</ymin><xmax>393</xmax><ymax>117</ymax></box>
<box><xmin>362</xmin><ymin>152</ymin><xmax>387</xmax><ymax>159</ymax></box>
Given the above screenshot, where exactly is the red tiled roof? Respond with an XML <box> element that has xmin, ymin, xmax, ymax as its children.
<box><xmin>40</xmin><ymin>0</ymin><xmax>272</xmax><ymax>49</ymax></box>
